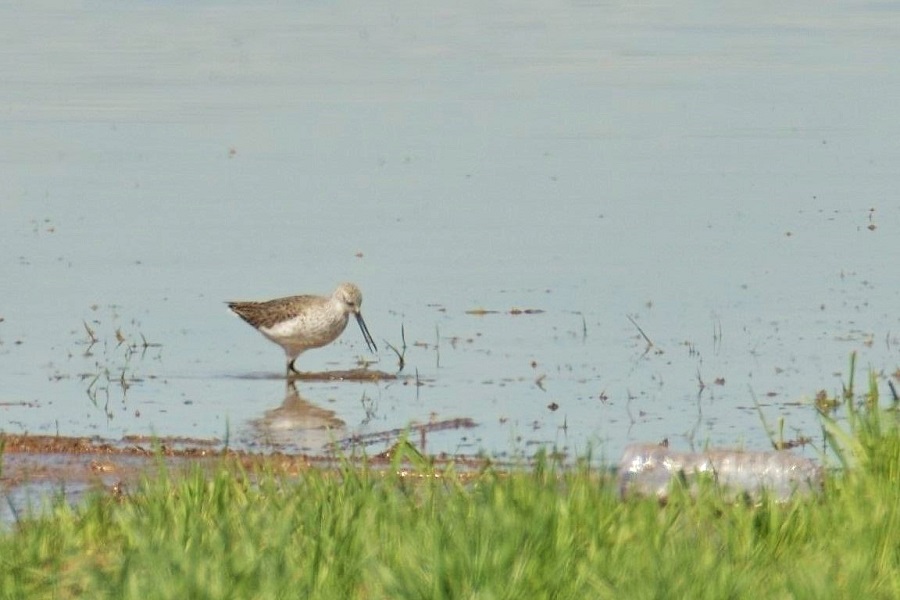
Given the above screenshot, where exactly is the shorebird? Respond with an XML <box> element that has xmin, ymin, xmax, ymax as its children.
<box><xmin>227</xmin><ymin>282</ymin><xmax>377</xmax><ymax>375</ymax></box>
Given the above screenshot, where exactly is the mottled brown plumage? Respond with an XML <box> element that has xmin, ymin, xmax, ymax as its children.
<box><xmin>228</xmin><ymin>282</ymin><xmax>376</xmax><ymax>375</ymax></box>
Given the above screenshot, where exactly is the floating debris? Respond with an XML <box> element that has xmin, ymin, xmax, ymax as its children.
<box><xmin>617</xmin><ymin>443</ymin><xmax>823</xmax><ymax>502</ymax></box>
<box><xmin>465</xmin><ymin>308</ymin><xmax>545</xmax><ymax>316</ymax></box>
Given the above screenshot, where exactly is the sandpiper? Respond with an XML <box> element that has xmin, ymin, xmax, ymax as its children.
<box><xmin>227</xmin><ymin>282</ymin><xmax>377</xmax><ymax>375</ymax></box>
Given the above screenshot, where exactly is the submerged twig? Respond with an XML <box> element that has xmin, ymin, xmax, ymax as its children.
<box><xmin>384</xmin><ymin>324</ymin><xmax>407</xmax><ymax>372</ymax></box>
<box><xmin>83</xmin><ymin>321</ymin><xmax>98</xmax><ymax>344</ymax></box>
<box><xmin>435</xmin><ymin>324</ymin><xmax>441</xmax><ymax>369</ymax></box>
<box><xmin>712</xmin><ymin>317</ymin><xmax>723</xmax><ymax>355</ymax></box>
<box><xmin>139</xmin><ymin>332</ymin><xmax>162</xmax><ymax>351</ymax></box>
<box><xmin>415</xmin><ymin>368</ymin><xmax>422</xmax><ymax>402</ymax></box>
<box><xmin>842</xmin><ymin>351</ymin><xmax>857</xmax><ymax>400</ymax></box>
<box><xmin>627</xmin><ymin>314</ymin><xmax>657</xmax><ymax>356</ymax></box>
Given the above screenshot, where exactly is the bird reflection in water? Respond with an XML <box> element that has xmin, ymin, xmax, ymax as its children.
<box><xmin>248</xmin><ymin>381</ymin><xmax>347</xmax><ymax>453</ymax></box>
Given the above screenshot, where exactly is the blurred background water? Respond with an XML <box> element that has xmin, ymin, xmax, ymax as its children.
<box><xmin>2</xmin><ymin>0</ymin><xmax>899</xmax><ymax>461</ymax></box>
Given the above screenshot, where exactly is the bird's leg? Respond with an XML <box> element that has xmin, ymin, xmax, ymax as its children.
<box><xmin>287</xmin><ymin>357</ymin><xmax>301</xmax><ymax>378</ymax></box>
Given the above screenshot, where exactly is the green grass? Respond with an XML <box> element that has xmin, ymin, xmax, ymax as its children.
<box><xmin>2</xmin><ymin>368</ymin><xmax>900</xmax><ymax>598</ymax></box>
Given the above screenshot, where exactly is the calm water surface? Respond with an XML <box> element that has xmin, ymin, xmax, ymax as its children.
<box><xmin>2</xmin><ymin>1</ymin><xmax>899</xmax><ymax>462</ymax></box>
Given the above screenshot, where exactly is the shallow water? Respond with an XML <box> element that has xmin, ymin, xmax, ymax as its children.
<box><xmin>2</xmin><ymin>1</ymin><xmax>899</xmax><ymax>464</ymax></box>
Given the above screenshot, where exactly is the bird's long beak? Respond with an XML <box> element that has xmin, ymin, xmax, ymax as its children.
<box><xmin>355</xmin><ymin>312</ymin><xmax>377</xmax><ymax>353</ymax></box>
